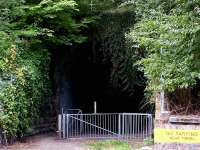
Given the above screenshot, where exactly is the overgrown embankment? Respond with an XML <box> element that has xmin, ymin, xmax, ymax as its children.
<box><xmin>0</xmin><ymin>0</ymin><xmax>96</xmax><ymax>142</ymax></box>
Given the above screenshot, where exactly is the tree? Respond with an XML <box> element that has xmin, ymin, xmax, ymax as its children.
<box><xmin>126</xmin><ymin>0</ymin><xmax>200</xmax><ymax>113</ymax></box>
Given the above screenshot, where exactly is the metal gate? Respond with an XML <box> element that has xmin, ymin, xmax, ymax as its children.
<box><xmin>58</xmin><ymin>113</ymin><xmax>153</xmax><ymax>140</ymax></box>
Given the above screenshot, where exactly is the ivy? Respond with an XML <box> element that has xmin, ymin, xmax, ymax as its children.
<box><xmin>95</xmin><ymin>6</ymin><xmax>145</xmax><ymax>95</ymax></box>
<box><xmin>0</xmin><ymin>0</ymin><xmax>96</xmax><ymax>139</ymax></box>
<box><xmin>0</xmin><ymin>29</ymin><xmax>51</xmax><ymax>137</ymax></box>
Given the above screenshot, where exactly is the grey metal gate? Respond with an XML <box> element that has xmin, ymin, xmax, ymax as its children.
<box><xmin>58</xmin><ymin>113</ymin><xmax>153</xmax><ymax>140</ymax></box>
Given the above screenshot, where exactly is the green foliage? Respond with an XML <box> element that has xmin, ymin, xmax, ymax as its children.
<box><xmin>0</xmin><ymin>30</ymin><xmax>51</xmax><ymax>137</ymax></box>
<box><xmin>143</xmin><ymin>137</ymin><xmax>154</xmax><ymax>146</ymax></box>
<box><xmin>76</xmin><ymin>0</ymin><xmax>123</xmax><ymax>13</ymax></box>
<box><xmin>96</xmin><ymin>7</ymin><xmax>144</xmax><ymax>94</ymax></box>
<box><xmin>89</xmin><ymin>140</ymin><xmax>132</xmax><ymax>150</ymax></box>
<box><xmin>16</xmin><ymin>0</ymin><xmax>97</xmax><ymax>45</ymax></box>
<box><xmin>0</xmin><ymin>0</ymin><xmax>96</xmax><ymax>138</ymax></box>
<box><xmin>126</xmin><ymin>0</ymin><xmax>200</xmax><ymax>92</ymax></box>
<box><xmin>0</xmin><ymin>31</ymin><xmax>51</xmax><ymax>138</ymax></box>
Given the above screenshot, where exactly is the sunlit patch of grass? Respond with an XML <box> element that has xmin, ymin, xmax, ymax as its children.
<box><xmin>89</xmin><ymin>140</ymin><xmax>132</xmax><ymax>150</ymax></box>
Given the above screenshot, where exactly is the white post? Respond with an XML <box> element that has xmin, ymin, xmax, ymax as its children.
<box><xmin>160</xmin><ymin>48</ymin><xmax>169</xmax><ymax>114</ymax></box>
<box><xmin>118</xmin><ymin>114</ymin><xmax>121</xmax><ymax>139</ymax></box>
<box><xmin>58</xmin><ymin>114</ymin><xmax>62</xmax><ymax>139</ymax></box>
<box><xmin>160</xmin><ymin>47</ymin><xmax>165</xmax><ymax>113</ymax></box>
<box><xmin>94</xmin><ymin>101</ymin><xmax>97</xmax><ymax>114</ymax></box>
<box><xmin>62</xmin><ymin>114</ymin><xmax>66</xmax><ymax>138</ymax></box>
<box><xmin>160</xmin><ymin>88</ymin><xmax>165</xmax><ymax>112</ymax></box>
<box><xmin>66</xmin><ymin>114</ymin><xmax>69</xmax><ymax>139</ymax></box>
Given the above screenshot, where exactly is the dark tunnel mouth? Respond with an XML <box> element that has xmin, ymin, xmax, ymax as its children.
<box><xmin>48</xmin><ymin>9</ymin><xmax>147</xmax><ymax>114</ymax></box>
<box><xmin>51</xmin><ymin>43</ymin><xmax>146</xmax><ymax>114</ymax></box>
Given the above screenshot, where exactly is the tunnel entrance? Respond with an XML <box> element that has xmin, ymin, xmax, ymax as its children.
<box><xmin>70</xmin><ymin>45</ymin><xmax>145</xmax><ymax>113</ymax></box>
<box><xmin>52</xmin><ymin>42</ymin><xmax>146</xmax><ymax>114</ymax></box>
<box><xmin>51</xmin><ymin>11</ymin><xmax>147</xmax><ymax>115</ymax></box>
<box><xmin>55</xmin><ymin>44</ymin><xmax>152</xmax><ymax>139</ymax></box>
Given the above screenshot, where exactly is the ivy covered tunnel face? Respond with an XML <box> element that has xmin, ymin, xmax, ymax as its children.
<box><xmin>51</xmin><ymin>23</ymin><xmax>147</xmax><ymax>114</ymax></box>
<box><xmin>49</xmin><ymin>8</ymin><xmax>148</xmax><ymax>114</ymax></box>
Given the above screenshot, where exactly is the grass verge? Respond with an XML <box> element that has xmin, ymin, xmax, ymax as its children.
<box><xmin>89</xmin><ymin>140</ymin><xmax>132</xmax><ymax>150</ymax></box>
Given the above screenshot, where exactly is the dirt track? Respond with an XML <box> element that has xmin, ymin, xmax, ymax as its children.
<box><xmin>1</xmin><ymin>133</ymin><xmax>153</xmax><ymax>150</ymax></box>
<box><xmin>2</xmin><ymin>134</ymin><xmax>88</xmax><ymax>150</ymax></box>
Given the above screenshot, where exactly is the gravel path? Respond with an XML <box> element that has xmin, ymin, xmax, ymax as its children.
<box><xmin>2</xmin><ymin>134</ymin><xmax>89</xmax><ymax>150</ymax></box>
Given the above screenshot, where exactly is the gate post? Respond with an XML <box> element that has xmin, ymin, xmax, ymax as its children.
<box><xmin>80</xmin><ymin>115</ymin><xmax>83</xmax><ymax>135</ymax></box>
<box><xmin>66</xmin><ymin>114</ymin><xmax>69</xmax><ymax>139</ymax></box>
<box><xmin>149</xmin><ymin>114</ymin><xmax>153</xmax><ymax>137</ymax></box>
<box><xmin>122</xmin><ymin>113</ymin><xmax>124</xmax><ymax>139</ymax></box>
<box><xmin>118</xmin><ymin>114</ymin><xmax>121</xmax><ymax>139</ymax></box>
<box><xmin>58</xmin><ymin>114</ymin><xmax>62</xmax><ymax>139</ymax></box>
<box><xmin>62</xmin><ymin>114</ymin><xmax>66</xmax><ymax>139</ymax></box>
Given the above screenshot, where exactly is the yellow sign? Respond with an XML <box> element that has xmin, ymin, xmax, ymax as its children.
<box><xmin>154</xmin><ymin>128</ymin><xmax>200</xmax><ymax>144</ymax></box>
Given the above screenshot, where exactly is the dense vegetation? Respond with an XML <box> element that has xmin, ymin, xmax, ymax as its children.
<box><xmin>0</xmin><ymin>0</ymin><xmax>200</xmax><ymax>140</ymax></box>
<box><xmin>95</xmin><ymin>6</ymin><xmax>144</xmax><ymax>95</ymax></box>
<box><xmin>0</xmin><ymin>0</ymin><xmax>97</xmax><ymax>139</ymax></box>
<box><xmin>127</xmin><ymin>0</ymin><xmax>200</xmax><ymax>92</ymax></box>
<box><xmin>126</xmin><ymin>0</ymin><xmax>200</xmax><ymax>113</ymax></box>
